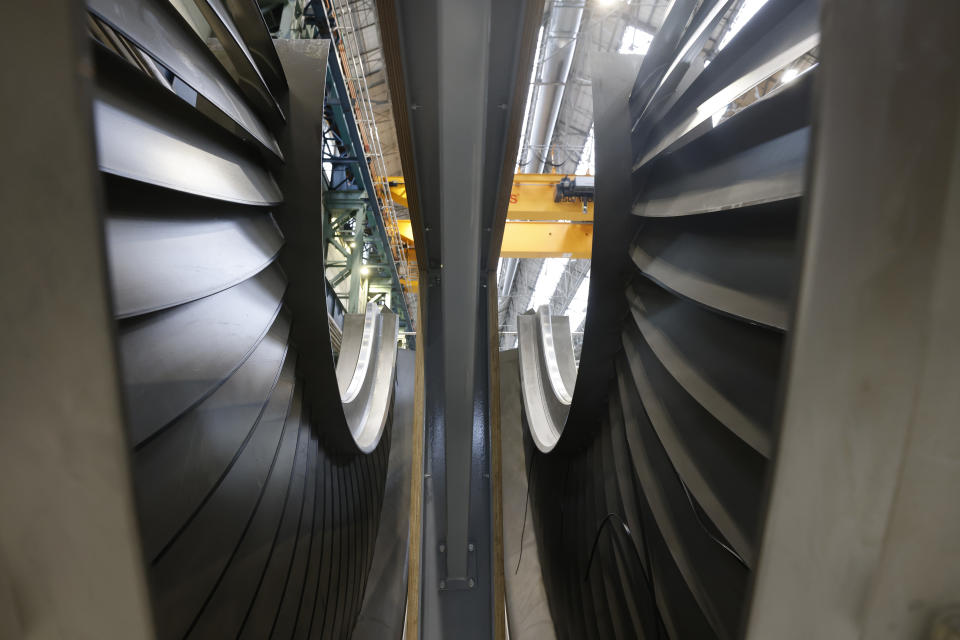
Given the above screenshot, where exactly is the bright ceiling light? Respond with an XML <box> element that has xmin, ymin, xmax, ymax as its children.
<box><xmin>597</xmin><ymin>0</ymin><xmax>619</xmax><ymax>6</ymax></box>
<box><xmin>780</xmin><ymin>67</ymin><xmax>799</xmax><ymax>84</ymax></box>
<box><xmin>360</xmin><ymin>266</ymin><xmax>370</xmax><ymax>276</ymax></box>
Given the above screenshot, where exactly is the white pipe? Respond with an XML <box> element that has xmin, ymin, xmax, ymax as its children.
<box><xmin>522</xmin><ymin>0</ymin><xmax>585</xmax><ymax>173</ymax></box>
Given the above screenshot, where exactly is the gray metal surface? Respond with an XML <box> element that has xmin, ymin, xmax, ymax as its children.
<box><xmin>631</xmin><ymin>0</ymin><xmax>736</xmax><ymax>144</ymax></box>
<box><xmin>274</xmin><ymin>39</ymin><xmax>389</xmax><ymax>456</ymax></box>
<box><xmin>559</xmin><ymin>53</ymin><xmax>644</xmax><ymax>446</ymax></box>
<box><xmin>353</xmin><ymin>349</ymin><xmax>416</xmax><ymax>640</ymax></box>
<box><xmin>616</xmin><ymin>362</ymin><xmax>747</xmax><ymax>640</ymax></box>
<box><xmin>93</xmin><ymin>53</ymin><xmax>282</xmax><ymax>205</ymax></box>
<box><xmin>515</xmin><ymin>54</ymin><xmax>670</xmax><ymax>640</ymax></box>
<box><xmin>601</xmin><ymin>1</ymin><xmax>814</xmax><ymax>632</ymax></box>
<box><xmin>435</xmin><ymin>0</ymin><xmax>492</xmax><ymax>580</ymax></box>
<box><xmin>220</xmin><ymin>0</ymin><xmax>287</xmax><ymax>96</ymax></box>
<box><xmin>337</xmin><ymin>305</ymin><xmax>401</xmax><ymax>453</ymax></box>
<box><xmin>630</xmin><ymin>205</ymin><xmax>797</xmax><ymax>330</ymax></box>
<box><xmin>0</xmin><ymin>6</ymin><xmax>404</xmax><ymax>639</ymax></box>
<box><xmin>148</xmin><ymin>355</ymin><xmax>298</xmax><ymax>638</ymax></box>
<box><xmin>628</xmin><ymin>0</ymin><xmax>700</xmax><ymax>123</ymax></box>
<box><xmin>498</xmin><ymin>350</ymin><xmax>556</xmax><ymax>640</ymax></box>
<box><xmin>513</xmin><ymin>53</ymin><xmax>643</xmax><ymax>458</ymax></box>
<box><xmin>637</xmin><ymin>66</ymin><xmax>815</xmax><ymax>199</ymax></box>
<box><xmin>622</xmin><ymin>324</ymin><xmax>762</xmax><ymax>564</ymax></box>
<box><xmin>518</xmin><ymin>0</ymin><xmax>819</xmax><ymax>630</ymax></box>
<box><xmin>0</xmin><ymin>2</ymin><xmax>154</xmax><ymax>635</ymax></box>
<box><xmin>626</xmin><ymin>279</ymin><xmax>780</xmax><ymax>456</ymax></box>
<box><xmin>379</xmin><ymin>0</ymin><xmax>541</xmax><ymax>634</ymax></box>
<box><xmin>194</xmin><ymin>0</ymin><xmax>285</xmax><ymax>125</ymax></box>
<box><xmin>89</xmin><ymin>22</ymin><xmax>401</xmax><ymax>640</ymax></box>
<box><xmin>516</xmin><ymin>310</ymin><xmax>576</xmax><ymax>452</ymax></box>
<box><xmin>419</xmin><ymin>283</ymin><xmax>496</xmax><ymax>637</ymax></box>
<box><xmin>184</xmin><ymin>391</ymin><xmax>307</xmax><ymax>639</ymax></box>
<box><xmin>635</xmin><ymin>128</ymin><xmax>808</xmax><ymax>218</ymax></box>
<box><xmin>105</xmin><ymin>184</ymin><xmax>283</xmax><ymax>317</ymax></box>
<box><xmin>744</xmin><ymin>1</ymin><xmax>960</xmax><ymax>637</ymax></box>
<box><xmin>118</xmin><ymin>265</ymin><xmax>286</xmax><ymax>445</ymax></box>
<box><xmin>635</xmin><ymin>0</ymin><xmax>818</xmax><ymax>167</ymax></box>
<box><xmin>87</xmin><ymin>0</ymin><xmax>281</xmax><ymax>157</ymax></box>
<box><xmin>607</xmin><ymin>391</ymin><xmax>684</xmax><ymax>639</ymax></box>
<box><xmin>133</xmin><ymin>313</ymin><xmax>291</xmax><ymax>558</ymax></box>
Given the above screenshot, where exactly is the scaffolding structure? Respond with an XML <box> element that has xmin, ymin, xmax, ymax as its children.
<box><xmin>322</xmin><ymin>0</ymin><xmax>417</xmax><ymax>313</ymax></box>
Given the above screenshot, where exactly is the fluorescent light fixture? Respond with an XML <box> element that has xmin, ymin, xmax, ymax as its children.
<box><xmin>564</xmin><ymin>270</ymin><xmax>590</xmax><ymax>332</ymax></box>
<box><xmin>576</xmin><ymin>125</ymin><xmax>596</xmax><ymax>175</ymax></box>
<box><xmin>529</xmin><ymin>258</ymin><xmax>570</xmax><ymax>311</ymax></box>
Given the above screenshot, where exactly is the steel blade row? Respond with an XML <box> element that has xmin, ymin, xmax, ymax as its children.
<box><xmin>616</xmin><ymin>0</ymin><xmax>817</xmax><ymax>636</ymax></box>
<box><xmin>518</xmin><ymin>1</ymin><xmax>819</xmax><ymax>638</ymax></box>
<box><xmin>85</xmin><ymin>2</ymin><xmax>402</xmax><ymax>638</ymax></box>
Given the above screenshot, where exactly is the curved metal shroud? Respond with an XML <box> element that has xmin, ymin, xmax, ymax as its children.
<box><xmin>336</xmin><ymin>302</ymin><xmax>401</xmax><ymax>453</ymax></box>
<box><xmin>517</xmin><ymin>308</ymin><xmax>576</xmax><ymax>452</ymax></box>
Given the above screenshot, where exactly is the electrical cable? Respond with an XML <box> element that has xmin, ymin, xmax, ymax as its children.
<box><xmin>514</xmin><ymin>449</ymin><xmax>538</xmax><ymax>574</ymax></box>
<box><xmin>673</xmin><ymin>466</ymin><xmax>749</xmax><ymax>568</ymax></box>
<box><xmin>583</xmin><ymin>512</ymin><xmax>665</xmax><ymax>640</ymax></box>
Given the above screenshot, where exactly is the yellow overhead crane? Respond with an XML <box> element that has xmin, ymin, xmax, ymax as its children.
<box><xmin>388</xmin><ymin>174</ymin><xmax>594</xmax><ymax>262</ymax></box>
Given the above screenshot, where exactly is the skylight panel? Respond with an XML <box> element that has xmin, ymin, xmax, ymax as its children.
<box><xmin>576</xmin><ymin>125</ymin><xmax>595</xmax><ymax>175</ymax></box>
<box><xmin>619</xmin><ymin>25</ymin><xmax>654</xmax><ymax>55</ymax></box>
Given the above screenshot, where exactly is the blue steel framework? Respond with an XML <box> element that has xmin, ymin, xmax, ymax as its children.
<box><xmin>315</xmin><ymin>16</ymin><xmax>412</xmax><ymax>329</ymax></box>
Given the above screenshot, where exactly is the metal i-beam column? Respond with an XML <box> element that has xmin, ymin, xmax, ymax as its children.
<box><xmin>438</xmin><ymin>0</ymin><xmax>491</xmax><ymax>583</ymax></box>
<box><xmin>349</xmin><ymin>206</ymin><xmax>367</xmax><ymax>313</ymax></box>
<box><xmin>376</xmin><ymin>0</ymin><xmax>543</xmax><ymax>635</ymax></box>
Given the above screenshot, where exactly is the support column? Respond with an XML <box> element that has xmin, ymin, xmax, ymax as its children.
<box><xmin>349</xmin><ymin>206</ymin><xmax>368</xmax><ymax>313</ymax></box>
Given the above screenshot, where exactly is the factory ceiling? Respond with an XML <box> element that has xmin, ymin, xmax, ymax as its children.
<box><xmin>260</xmin><ymin>0</ymin><xmax>778</xmax><ymax>343</ymax></box>
<box><xmin>500</xmin><ymin>0</ymin><xmax>776</xmax><ymax>353</ymax></box>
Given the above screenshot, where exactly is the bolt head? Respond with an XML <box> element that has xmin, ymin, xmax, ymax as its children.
<box><xmin>439</xmin><ymin>543</ymin><xmax>446</xmax><ymax>553</ymax></box>
<box><xmin>439</xmin><ymin>580</ymin><xmax>446</xmax><ymax>589</ymax></box>
<box><xmin>468</xmin><ymin>543</ymin><xmax>475</xmax><ymax>552</ymax></box>
<box><xmin>468</xmin><ymin>578</ymin><xmax>475</xmax><ymax>588</ymax></box>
